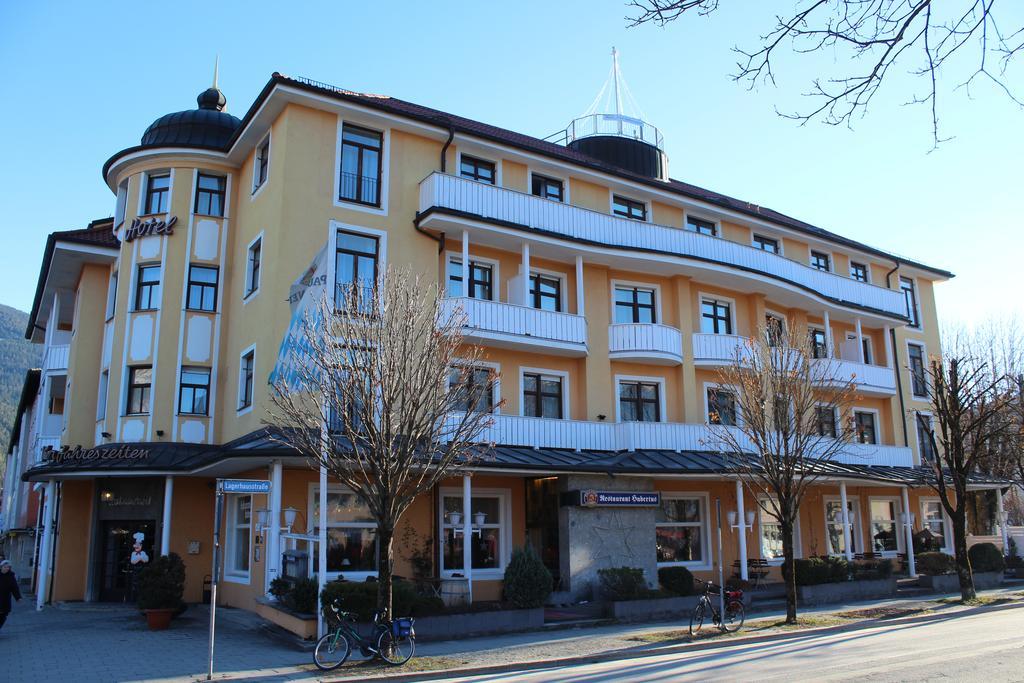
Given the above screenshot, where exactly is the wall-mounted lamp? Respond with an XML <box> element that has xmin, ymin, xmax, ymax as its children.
<box><xmin>283</xmin><ymin>507</ymin><xmax>298</xmax><ymax>532</ymax></box>
<box><xmin>156</xmin><ymin>430</ymin><xmax>165</xmax><ymax>437</ymax></box>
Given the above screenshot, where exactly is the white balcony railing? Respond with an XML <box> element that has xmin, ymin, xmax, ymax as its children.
<box><xmin>419</xmin><ymin>172</ymin><xmax>907</xmax><ymax>317</ymax></box>
<box><xmin>608</xmin><ymin>323</ymin><xmax>683</xmax><ymax>364</ymax></box>
<box><xmin>43</xmin><ymin>344</ymin><xmax>69</xmax><ymax>372</ymax></box>
<box><xmin>691</xmin><ymin>333</ymin><xmax>749</xmax><ymax>365</ymax></box>
<box><xmin>458</xmin><ymin>413</ymin><xmax>913</xmax><ymax>467</ymax></box>
<box><xmin>441</xmin><ymin>297</ymin><xmax>587</xmax><ymax>355</ymax></box>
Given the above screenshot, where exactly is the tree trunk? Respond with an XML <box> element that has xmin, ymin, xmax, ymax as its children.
<box><xmin>950</xmin><ymin>510</ymin><xmax>976</xmax><ymax>601</ymax></box>
<box><xmin>377</xmin><ymin>524</ymin><xmax>395</xmax><ymax>618</ymax></box>
<box><xmin>781</xmin><ymin>519</ymin><xmax>798</xmax><ymax>624</ymax></box>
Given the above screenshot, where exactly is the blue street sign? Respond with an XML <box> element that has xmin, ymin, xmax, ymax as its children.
<box><xmin>219</xmin><ymin>479</ymin><xmax>271</xmax><ymax>494</ymax></box>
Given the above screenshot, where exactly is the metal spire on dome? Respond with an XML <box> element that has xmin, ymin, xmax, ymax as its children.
<box><xmin>580</xmin><ymin>47</ymin><xmax>649</xmax><ymax>125</ymax></box>
<box><xmin>213</xmin><ymin>54</ymin><xmax>220</xmax><ymax>89</ymax></box>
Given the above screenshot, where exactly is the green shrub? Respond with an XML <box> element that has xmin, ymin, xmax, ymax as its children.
<box><xmin>968</xmin><ymin>542</ymin><xmax>1005</xmax><ymax>573</ymax></box>
<box><xmin>795</xmin><ymin>556</ymin><xmax>849</xmax><ymax>586</ymax></box>
<box><xmin>136</xmin><ymin>553</ymin><xmax>186</xmax><ymax>610</ymax></box>
<box><xmin>597</xmin><ymin>567</ymin><xmax>648</xmax><ymax>601</ymax></box>
<box><xmin>503</xmin><ymin>546</ymin><xmax>553</xmax><ymax>608</ymax></box>
<box><xmin>852</xmin><ymin>558</ymin><xmax>893</xmax><ymax>581</ymax></box>
<box><xmin>320</xmin><ymin>579</ymin><xmax>444</xmax><ymax>621</ymax></box>
<box><xmin>658</xmin><ymin>566</ymin><xmax>695</xmax><ymax>596</ymax></box>
<box><xmin>916</xmin><ymin>552</ymin><xmax>956</xmax><ymax>576</ymax></box>
<box><xmin>269</xmin><ymin>576</ymin><xmax>291</xmax><ymax>600</ymax></box>
<box><xmin>284</xmin><ymin>577</ymin><xmax>319</xmax><ymax>614</ymax></box>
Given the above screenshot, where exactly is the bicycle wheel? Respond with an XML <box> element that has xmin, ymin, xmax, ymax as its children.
<box><xmin>313</xmin><ymin>631</ymin><xmax>351</xmax><ymax>671</ymax></box>
<box><xmin>377</xmin><ymin>628</ymin><xmax>415</xmax><ymax>665</ymax></box>
<box><xmin>688</xmin><ymin>602</ymin><xmax>706</xmax><ymax>637</ymax></box>
<box><xmin>721</xmin><ymin>600</ymin><xmax>745</xmax><ymax>633</ymax></box>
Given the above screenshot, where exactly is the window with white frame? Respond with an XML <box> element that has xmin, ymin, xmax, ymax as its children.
<box><xmin>850</xmin><ymin>261</ymin><xmax>869</xmax><ymax>282</ymax></box>
<box><xmin>868</xmin><ymin>499</ymin><xmax>900</xmax><ymax>553</ymax></box>
<box><xmin>105</xmin><ymin>271</ymin><xmax>118</xmax><ymax>320</ymax></box>
<box><xmin>854</xmin><ymin>410</ymin><xmax>878</xmax><ymax>444</ymax></box>
<box><xmin>311</xmin><ymin>487</ymin><xmax>378</xmax><ymax>575</ymax></box>
<box><xmin>114</xmin><ymin>180</ymin><xmax>129</xmax><ymax>228</ymax></box>
<box><xmin>440</xmin><ymin>490</ymin><xmax>508</xmax><ymax>575</ymax></box>
<box><xmin>758</xmin><ymin>501</ymin><xmax>790</xmax><ymax>562</ymax></box>
<box><xmin>225</xmin><ymin>495</ymin><xmax>252</xmax><ymax>579</ymax></box>
<box><xmin>900</xmin><ymin>276</ymin><xmax>920</xmax><ymax>328</ymax></box>
<box><xmin>753</xmin><ymin>234</ymin><xmax>779</xmax><ymax>254</ymax></box>
<box><xmin>686</xmin><ymin>216</ymin><xmax>717</xmax><ymax>237</ymax></box>
<box><xmin>707</xmin><ymin>387</ymin><xmax>738</xmax><ymax>426</ymax></box>
<box><xmin>619</xmin><ymin>380</ymin><xmax>660</xmax><ymax>422</ymax></box>
<box><xmin>614</xmin><ymin>285</ymin><xmax>656</xmax><ymax>324</ymax></box>
<box><xmin>920</xmin><ymin>500</ymin><xmax>948</xmax><ymax>550</ymax></box>
<box><xmin>239</xmin><ymin>348</ymin><xmax>254</xmax><ymax>410</ymax></box>
<box><xmin>825</xmin><ymin>499</ymin><xmax>859</xmax><ymax>555</ymax></box>
<box><xmin>522</xmin><ymin>372</ymin><xmax>563</xmax><ymax>419</ymax></box>
<box><xmin>765</xmin><ymin>313</ymin><xmax>785</xmax><ymax>347</ymax></box>
<box><xmin>253</xmin><ymin>136</ymin><xmax>270</xmax><ymax>192</ymax></box>
<box><xmin>916</xmin><ymin>412</ymin><xmax>936</xmax><ymax>462</ymax></box>
<box><xmin>656</xmin><ymin>496</ymin><xmax>707</xmax><ymax>566</ymax></box>
<box><xmin>244</xmin><ymin>237</ymin><xmax>262</xmax><ymax>298</ymax></box>
<box><xmin>815</xmin><ymin>405</ymin><xmax>838</xmax><ymax>438</ymax></box>
<box><xmin>448</xmin><ymin>365</ymin><xmax>496</xmax><ymax>413</ymax></box>
<box><xmin>810</xmin><ymin>250</ymin><xmax>831</xmax><ymax>272</ymax></box>
<box><xmin>908</xmin><ymin>343</ymin><xmax>928</xmax><ymax>397</ymax></box>
<box><xmin>447</xmin><ymin>257</ymin><xmax>493</xmax><ymax>300</ymax></box>
<box><xmin>700</xmin><ymin>297</ymin><xmax>732</xmax><ymax>335</ymax></box>
<box><xmin>96</xmin><ymin>370</ymin><xmax>109</xmax><ymax>421</ymax></box>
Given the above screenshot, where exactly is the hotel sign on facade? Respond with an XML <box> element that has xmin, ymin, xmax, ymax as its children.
<box><xmin>578</xmin><ymin>490</ymin><xmax>661</xmax><ymax>507</ymax></box>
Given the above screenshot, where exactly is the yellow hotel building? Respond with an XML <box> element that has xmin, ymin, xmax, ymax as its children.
<box><xmin>2</xmin><ymin>71</ymin><xmax>1011</xmax><ymax>626</ymax></box>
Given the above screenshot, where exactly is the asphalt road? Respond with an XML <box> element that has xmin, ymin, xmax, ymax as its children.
<box><xmin>445</xmin><ymin>604</ymin><xmax>1024</xmax><ymax>682</ymax></box>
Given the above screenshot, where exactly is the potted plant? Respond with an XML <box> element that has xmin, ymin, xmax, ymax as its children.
<box><xmin>136</xmin><ymin>553</ymin><xmax>186</xmax><ymax>630</ymax></box>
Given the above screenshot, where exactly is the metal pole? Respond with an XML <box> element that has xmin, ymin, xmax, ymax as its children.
<box><xmin>901</xmin><ymin>487</ymin><xmax>917</xmax><ymax>578</ymax></box>
<box><xmin>318</xmin><ymin>465</ymin><xmax>328</xmax><ymax>638</ymax></box>
<box><xmin>840</xmin><ymin>482</ymin><xmax>854</xmax><ymax>562</ymax></box>
<box><xmin>207</xmin><ymin>485</ymin><xmax>224</xmax><ymax>681</ymax></box>
<box><xmin>716</xmin><ymin>498</ymin><xmax>725</xmax><ymax>621</ymax></box>
<box><xmin>735</xmin><ymin>481</ymin><xmax>748</xmax><ymax>581</ymax></box>
<box><xmin>463</xmin><ymin>474</ymin><xmax>473</xmax><ymax>604</ymax></box>
<box><xmin>996</xmin><ymin>488</ymin><xmax>1009</xmax><ymax>555</ymax></box>
<box><xmin>161</xmin><ymin>476</ymin><xmax>173</xmax><ymax>556</ymax></box>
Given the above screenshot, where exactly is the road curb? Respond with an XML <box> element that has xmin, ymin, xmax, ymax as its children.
<box><xmin>337</xmin><ymin>599</ymin><xmax>1024</xmax><ymax>683</ymax></box>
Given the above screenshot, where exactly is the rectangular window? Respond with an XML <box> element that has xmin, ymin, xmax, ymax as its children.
<box><xmin>126</xmin><ymin>366</ymin><xmax>152</xmax><ymax>415</ymax></box>
<box><xmin>700</xmin><ymin>298</ymin><xmax>732</xmax><ymax>335</ymax></box>
<box><xmin>850</xmin><ymin>261</ymin><xmax>869</xmax><ymax>282</ymax></box>
<box><xmin>114</xmin><ymin>180</ymin><xmax>129</xmax><ymax>227</ymax></box>
<box><xmin>753</xmin><ymin>234</ymin><xmax>779</xmax><ymax>254</ymax></box>
<box><xmin>335</xmin><ymin>230</ymin><xmax>379</xmax><ymax>310</ymax></box>
<box><xmin>810</xmin><ymin>328</ymin><xmax>828</xmax><ymax>359</ymax></box>
<box><xmin>765</xmin><ymin>314</ymin><xmax>785</xmax><ymax>347</ymax></box>
<box><xmin>245</xmin><ymin>238</ymin><xmax>261</xmax><ymax>298</ymax></box>
<box><xmin>687</xmin><ymin>216</ymin><xmax>717</xmax><ymax>237</ymax></box>
<box><xmin>908</xmin><ymin>343</ymin><xmax>928</xmax><ymax>397</ymax></box>
<box><xmin>759</xmin><ymin>503</ymin><xmax>786</xmax><ymax>561</ymax></box>
<box><xmin>707</xmin><ymin>387</ymin><xmax>738</xmax><ymax>426</ymax></box>
<box><xmin>523</xmin><ymin>372</ymin><xmax>563</xmax><ymax>419</ymax></box>
<box><xmin>825</xmin><ymin>500</ymin><xmax>858</xmax><ymax>555</ymax></box>
<box><xmin>916</xmin><ymin>413</ymin><xmax>936</xmax><ymax>462</ymax></box>
<box><xmin>239</xmin><ymin>349</ymin><xmax>255</xmax><ymax>410</ymax></box>
<box><xmin>612</xmin><ymin>195</ymin><xmax>646</xmax><ymax>221</ymax></box>
<box><xmin>460</xmin><ymin>155</ymin><xmax>495</xmax><ymax>184</ymax></box>
<box><xmin>186</xmin><ymin>265</ymin><xmax>219</xmax><ymax>312</ymax></box>
<box><xmin>96</xmin><ymin>370</ymin><xmax>109</xmax><ymax>421</ymax></box>
<box><xmin>869</xmin><ymin>499</ymin><xmax>899</xmax><ymax>553</ymax></box>
<box><xmin>531</xmin><ymin>174</ymin><xmax>563</xmax><ymax>202</ymax></box>
<box><xmin>614</xmin><ymin>286</ymin><xmax>656</xmax><ymax>324</ymax></box>
<box><xmin>105</xmin><ymin>271</ymin><xmax>118</xmax><ymax>320</ymax></box>
<box><xmin>339</xmin><ymin>124</ymin><xmax>383</xmax><ymax>206</ymax></box>
<box><xmin>178</xmin><ymin>367</ymin><xmax>210</xmax><ymax>415</ymax></box>
<box><xmin>529</xmin><ymin>273</ymin><xmax>562</xmax><ymax>312</ymax></box>
<box><xmin>619</xmin><ymin>380</ymin><xmax>660</xmax><ymax>422</ymax></box>
<box><xmin>854</xmin><ymin>411</ymin><xmax>877</xmax><ymax>444</ymax></box>
<box><xmin>134</xmin><ymin>265</ymin><xmax>161</xmax><ymax>311</ymax></box>
<box><xmin>194</xmin><ymin>173</ymin><xmax>226</xmax><ymax>216</ymax></box>
<box><xmin>225</xmin><ymin>495</ymin><xmax>252</xmax><ymax>578</ymax></box>
<box><xmin>815</xmin><ymin>405</ymin><xmax>838</xmax><ymax>438</ymax></box>
<box><xmin>449</xmin><ymin>366</ymin><xmax>495</xmax><ymax>413</ymax></box>
<box><xmin>312</xmin><ymin>488</ymin><xmax>378</xmax><ymax>574</ymax></box>
<box><xmin>447</xmin><ymin>258</ymin><xmax>493</xmax><ymax>300</ymax></box>
<box><xmin>254</xmin><ymin>137</ymin><xmax>270</xmax><ymax>191</ymax></box>
<box><xmin>900</xmin><ymin>277</ymin><xmax>920</xmax><ymax>328</ymax></box>
<box><xmin>441</xmin><ymin>492</ymin><xmax>506</xmax><ymax>574</ymax></box>
<box><xmin>810</xmin><ymin>250</ymin><xmax>831</xmax><ymax>272</ymax></box>
<box><xmin>921</xmin><ymin>501</ymin><xmax>946</xmax><ymax>547</ymax></box>
<box><xmin>656</xmin><ymin>497</ymin><xmax>706</xmax><ymax>565</ymax></box>
<box><xmin>144</xmin><ymin>174</ymin><xmax>170</xmax><ymax>215</ymax></box>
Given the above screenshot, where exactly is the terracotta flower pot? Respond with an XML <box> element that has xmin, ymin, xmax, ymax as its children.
<box><xmin>144</xmin><ymin>608</ymin><xmax>176</xmax><ymax>631</ymax></box>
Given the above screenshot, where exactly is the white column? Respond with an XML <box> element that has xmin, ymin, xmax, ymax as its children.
<box><xmin>317</xmin><ymin>465</ymin><xmax>328</xmax><ymax>638</ymax></box>
<box><xmin>883</xmin><ymin>325</ymin><xmax>894</xmax><ymax>368</ymax></box>
<box><xmin>36</xmin><ymin>479</ymin><xmax>56</xmax><ymax>610</ymax></box>
<box><xmin>460</xmin><ymin>231</ymin><xmax>470</xmax><ymax>298</ymax></box>
<box><xmin>462</xmin><ymin>474</ymin><xmax>473</xmax><ymax>604</ymax></box>
<box><xmin>997</xmin><ymin>488</ymin><xmax>1009</xmax><ymax>554</ymax></box>
<box><xmin>521</xmin><ymin>243</ymin><xmax>531</xmax><ymax>306</ymax></box>
<box><xmin>266</xmin><ymin>460</ymin><xmax>283</xmax><ymax>595</ymax></box>
<box><xmin>160</xmin><ymin>476</ymin><xmax>173</xmax><ymax>555</ymax></box>
<box><xmin>901</xmin><ymin>487</ymin><xmax>917</xmax><ymax>578</ymax></box>
<box><xmin>575</xmin><ymin>255</ymin><xmax>585</xmax><ymax>316</ymax></box>
<box><xmin>839</xmin><ymin>482</ymin><xmax>854</xmax><ymax>562</ymax></box>
<box><xmin>735</xmin><ymin>480</ymin><xmax>748</xmax><ymax>581</ymax></box>
<box><xmin>823</xmin><ymin>311</ymin><xmax>834</xmax><ymax>358</ymax></box>
<box><xmin>855</xmin><ymin>318</ymin><xmax>865</xmax><ymax>363</ymax></box>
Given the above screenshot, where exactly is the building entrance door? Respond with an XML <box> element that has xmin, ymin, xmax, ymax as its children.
<box><xmin>525</xmin><ymin>477</ymin><xmax>560</xmax><ymax>587</ymax></box>
<box><xmin>97</xmin><ymin>520</ymin><xmax>155</xmax><ymax>602</ymax></box>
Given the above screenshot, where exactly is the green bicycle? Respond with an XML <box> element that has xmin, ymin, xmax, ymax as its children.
<box><xmin>313</xmin><ymin>598</ymin><xmax>416</xmax><ymax>670</ymax></box>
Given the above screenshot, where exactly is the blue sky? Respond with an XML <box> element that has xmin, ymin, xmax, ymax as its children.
<box><xmin>1</xmin><ymin>1</ymin><xmax>1020</xmax><ymax>324</ymax></box>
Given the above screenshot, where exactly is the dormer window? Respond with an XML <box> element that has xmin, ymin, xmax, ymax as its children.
<box><xmin>460</xmin><ymin>156</ymin><xmax>496</xmax><ymax>184</ymax></box>
<box><xmin>810</xmin><ymin>250</ymin><xmax>831</xmax><ymax>272</ymax></box>
<box><xmin>687</xmin><ymin>216</ymin><xmax>717</xmax><ymax>237</ymax></box>
<box><xmin>531</xmin><ymin>174</ymin><xmax>564</xmax><ymax>202</ymax></box>
<box><xmin>612</xmin><ymin>195</ymin><xmax>646</xmax><ymax>221</ymax></box>
<box><xmin>253</xmin><ymin>136</ymin><xmax>270</xmax><ymax>192</ymax></box>
<box><xmin>753</xmin><ymin>234</ymin><xmax>779</xmax><ymax>254</ymax></box>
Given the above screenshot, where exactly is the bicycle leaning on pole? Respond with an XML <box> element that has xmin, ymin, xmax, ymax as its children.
<box><xmin>313</xmin><ymin>598</ymin><xmax>416</xmax><ymax>670</ymax></box>
<box><xmin>689</xmin><ymin>578</ymin><xmax>745</xmax><ymax>637</ymax></box>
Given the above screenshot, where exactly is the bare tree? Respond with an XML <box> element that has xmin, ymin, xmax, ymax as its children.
<box><xmin>626</xmin><ymin>1</ymin><xmax>1024</xmax><ymax>147</ymax></box>
<box><xmin>708</xmin><ymin>324</ymin><xmax>858</xmax><ymax>623</ymax></box>
<box><xmin>266</xmin><ymin>267</ymin><xmax>499</xmax><ymax>616</ymax></box>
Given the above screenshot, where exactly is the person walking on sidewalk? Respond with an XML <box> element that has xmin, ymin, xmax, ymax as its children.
<box><xmin>0</xmin><ymin>559</ymin><xmax>23</xmax><ymax>631</ymax></box>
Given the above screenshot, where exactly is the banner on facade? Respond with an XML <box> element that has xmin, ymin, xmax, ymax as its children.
<box><xmin>577</xmin><ymin>490</ymin><xmax>661</xmax><ymax>507</ymax></box>
<box><xmin>268</xmin><ymin>244</ymin><xmax>329</xmax><ymax>392</ymax></box>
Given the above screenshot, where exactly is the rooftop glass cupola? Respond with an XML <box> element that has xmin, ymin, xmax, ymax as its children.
<box><xmin>553</xmin><ymin>48</ymin><xmax>668</xmax><ymax>181</ymax></box>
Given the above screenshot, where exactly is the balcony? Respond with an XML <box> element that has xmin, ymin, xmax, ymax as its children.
<box><xmin>691</xmin><ymin>333</ymin><xmax>749</xmax><ymax>367</ymax></box>
<box><xmin>441</xmin><ymin>297</ymin><xmax>588</xmax><ymax>356</ymax></box>
<box><xmin>418</xmin><ymin>172</ymin><xmax>907</xmax><ymax>318</ymax></box>
<box><xmin>460</xmin><ymin>413</ymin><xmax>913</xmax><ymax>467</ymax></box>
<box><xmin>608</xmin><ymin>323</ymin><xmax>683</xmax><ymax>365</ymax></box>
<box><xmin>43</xmin><ymin>344</ymin><xmax>69</xmax><ymax>372</ymax></box>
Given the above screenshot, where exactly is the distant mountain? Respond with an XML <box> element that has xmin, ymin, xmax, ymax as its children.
<box><xmin>0</xmin><ymin>305</ymin><xmax>41</xmax><ymax>454</ymax></box>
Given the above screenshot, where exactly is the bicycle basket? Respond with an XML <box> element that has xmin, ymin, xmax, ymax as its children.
<box><xmin>391</xmin><ymin>617</ymin><xmax>415</xmax><ymax>638</ymax></box>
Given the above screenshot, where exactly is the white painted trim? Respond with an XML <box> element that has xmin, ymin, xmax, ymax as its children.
<box><xmin>455</xmin><ymin>150</ymin><xmax>502</xmax><ymax>187</ymax></box>
<box><xmin>207</xmin><ymin>183</ymin><xmax>231</xmax><ymax>441</ymax></box>
<box><xmin>444</xmin><ymin>250</ymin><xmax>500</xmax><ymax>301</ymax></box>
<box><xmin>171</xmin><ymin>189</ymin><xmax>199</xmax><ymax>442</ymax></box>
<box><xmin>697</xmin><ymin>291</ymin><xmax>738</xmax><ymax>335</ymax></box>
<box><xmin>237</xmin><ymin>344</ymin><xmax>257</xmax><ymax>416</ymax></box>
<box><xmin>333</xmin><ymin>116</ymin><xmax>391</xmax><ymax>216</ymax></box>
<box><xmin>251</xmin><ymin>132</ymin><xmax>272</xmax><ymax>198</ymax></box>
<box><xmin>518</xmin><ymin>366</ymin><xmax>570</xmax><ymax>419</ymax></box>
<box><xmin>808</xmin><ymin>247</ymin><xmax>833</xmax><ymax>273</ymax></box>
<box><xmin>656</xmin><ymin>491</ymin><xmax>713</xmax><ymax>571</ymax></box>
<box><xmin>757</xmin><ymin>497</ymin><xmax>802</xmax><ymax>564</ymax></box>
<box><xmin>866</xmin><ymin>496</ymin><xmax>905</xmax><ymax>555</ymax></box>
<box><xmin>242</xmin><ymin>231</ymin><xmax>264</xmax><ymax>303</ymax></box>
<box><xmin>613</xmin><ymin>374</ymin><xmax>667</xmax><ymax>423</ymax></box>
<box><xmin>683</xmin><ymin>211</ymin><xmax>721</xmax><ymax>238</ymax></box>
<box><xmin>610</xmin><ymin>279</ymin><xmax>663</xmax><ymax>324</ymax></box>
<box><xmin>307</xmin><ymin>482</ymin><xmax>380</xmax><ymax>581</ymax></box>
<box><xmin>145</xmin><ymin>223</ymin><xmax>170</xmax><ymax>440</ymax></box>
<box><xmin>223</xmin><ymin>494</ymin><xmax>253</xmax><ymax>583</ymax></box>
<box><xmin>848</xmin><ymin>259</ymin><xmax>872</xmax><ymax>284</ymax></box>
<box><xmin>701</xmin><ymin>381</ymin><xmax>743</xmax><ymax>427</ymax></box>
<box><xmin>609</xmin><ymin>189</ymin><xmax>651</xmax><ymax>222</ymax></box>
<box><xmin>751</xmin><ymin>232</ymin><xmax>784</xmax><ymax>256</ymax></box>
<box><xmin>904</xmin><ymin>339</ymin><xmax>931</xmax><ymax>400</ymax></box>
<box><xmin>448</xmin><ymin>358</ymin><xmax>502</xmax><ymax>415</ymax></box>
<box><xmin>822</xmin><ymin>495</ymin><xmax>865</xmax><ymax>556</ymax></box>
<box><xmin>918</xmin><ymin>496</ymin><xmax>953</xmax><ymax>553</ymax></box>
<box><xmin>438</xmin><ymin>486</ymin><xmax>512</xmax><ymax>580</ymax></box>
<box><xmin>852</xmin><ymin>407</ymin><xmax>882</xmax><ymax>445</ymax></box>
<box><xmin>912</xmin><ymin>409</ymin><xmax>934</xmax><ymax>465</ymax></box>
<box><xmin>847</xmin><ymin>331</ymin><xmax>875</xmax><ymax>366</ymax></box>
<box><xmin>330</xmin><ymin>220</ymin><xmax>389</xmax><ymax>289</ymax></box>
<box><xmin>899</xmin><ymin>274</ymin><xmax>924</xmax><ymax>331</ymax></box>
<box><xmin>526</xmin><ymin>264</ymin><xmax>570</xmax><ymax>313</ymax></box>
<box><xmin>526</xmin><ymin>167</ymin><xmax>570</xmax><ymax>204</ymax></box>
